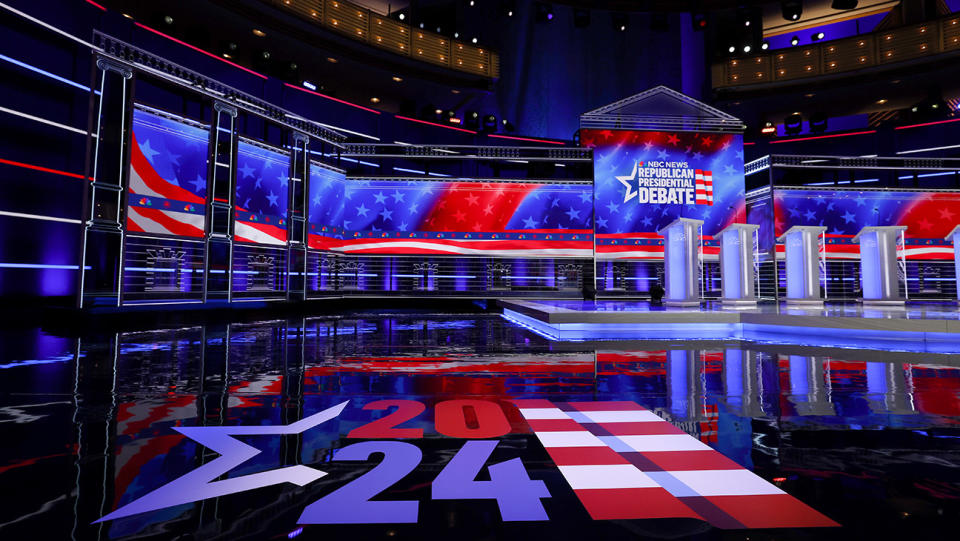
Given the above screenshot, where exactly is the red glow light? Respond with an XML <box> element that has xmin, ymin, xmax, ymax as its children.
<box><xmin>284</xmin><ymin>83</ymin><xmax>381</xmax><ymax>114</ymax></box>
<box><xmin>487</xmin><ymin>133</ymin><xmax>566</xmax><ymax>145</ymax></box>
<box><xmin>395</xmin><ymin>115</ymin><xmax>477</xmax><ymax>134</ymax></box>
<box><xmin>134</xmin><ymin>23</ymin><xmax>267</xmax><ymax>80</ymax></box>
<box><xmin>769</xmin><ymin>130</ymin><xmax>876</xmax><ymax>144</ymax></box>
<box><xmin>85</xmin><ymin>0</ymin><xmax>106</xmax><ymax>11</ymax></box>
<box><xmin>0</xmin><ymin>157</ymin><xmax>85</xmax><ymax>179</ymax></box>
<box><xmin>894</xmin><ymin>117</ymin><xmax>960</xmax><ymax>130</ymax></box>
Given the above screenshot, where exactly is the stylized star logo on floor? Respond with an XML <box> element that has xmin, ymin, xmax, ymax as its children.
<box><xmin>95</xmin><ymin>401</ymin><xmax>349</xmax><ymax>523</ymax></box>
<box><xmin>616</xmin><ymin>162</ymin><xmax>640</xmax><ymax>203</ymax></box>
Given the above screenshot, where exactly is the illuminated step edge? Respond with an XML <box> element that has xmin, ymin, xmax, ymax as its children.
<box><xmin>500</xmin><ymin>305</ymin><xmax>960</xmax><ymax>354</ymax></box>
<box><xmin>514</xmin><ymin>399</ymin><xmax>839</xmax><ymax>529</ymax></box>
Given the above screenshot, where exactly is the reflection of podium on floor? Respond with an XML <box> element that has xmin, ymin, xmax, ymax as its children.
<box><xmin>853</xmin><ymin>226</ymin><xmax>907</xmax><ymax>306</ymax></box>
<box><xmin>777</xmin><ymin>226</ymin><xmax>827</xmax><ymax>307</ymax></box>
<box><xmin>657</xmin><ymin>217</ymin><xmax>703</xmax><ymax>307</ymax></box>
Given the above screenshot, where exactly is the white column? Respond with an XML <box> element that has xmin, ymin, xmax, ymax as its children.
<box><xmin>945</xmin><ymin>225</ymin><xmax>960</xmax><ymax>302</ymax></box>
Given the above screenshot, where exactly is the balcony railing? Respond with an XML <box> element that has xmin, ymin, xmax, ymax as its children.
<box><xmin>265</xmin><ymin>0</ymin><xmax>500</xmax><ymax>79</ymax></box>
<box><xmin>714</xmin><ymin>15</ymin><xmax>960</xmax><ymax>89</ymax></box>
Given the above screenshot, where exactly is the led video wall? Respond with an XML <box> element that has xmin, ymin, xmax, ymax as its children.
<box><xmin>759</xmin><ymin>188</ymin><xmax>960</xmax><ymax>259</ymax></box>
<box><xmin>582</xmin><ymin>129</ymin><xmax>745</xmax><ymax>260</ymax></box>
<box><xmin>126</xmin><ymin>108</ymin><xmax>209</xmax><ymax>238</ymax></box>
<box><xmin>308</xmin><ymin>180</ymin><xmax>594</xmax><ymax>257</ymax></box>
<box><xmin>234</xmin><ymin>140</ymin><xmax>290</xmax><ymax>246</ymax></box>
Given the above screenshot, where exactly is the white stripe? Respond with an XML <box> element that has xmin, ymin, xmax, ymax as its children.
<box><xmin>0</xmin><ymin>105</ymin><xmax>88</xmax><ymax>135</ymax></box>
<box><xmin>575</xmin><ymin>410</ymin><xmax>663</xmax><ymax>423</ymax></box>
<box><xmin>235</xmin><ymin>221</ymin><xmax>286</xmax><ymax>246</ymax></box>
<box><xmin>664</xmin><ymin>470</ymin><xmax>784</xmax><ymax>496</ymax></box>
<box><xmin>127</xmin><ymin>206</ymin><xmax>173</xmax><ymax>235</ymax></box>
<box><xmin>556</xmin><ymin>465</ymin><xmax>658</xmax><ymax>490</ymax></box>
<box><xmin>128</xmin><ymin>165</ymin><xmax>166</xmax><ymax>199</ymax></box>
<box><xmin>518</xmin><ymin>408</ymin><xmax>570</xmax><ymax>420</ymax></box>
<box><xmin>0</xmin><ymin>210</ymin><xmax>80</xmax><ymax>224</ymax></box>
<box><xmin>534</xmin><ymin>431</ymin><xmax>605</xmax><ymax>448</ymax></box>
<box><xmin>616</xmin><ymin>434</ymin><xmax>713</xmax><ymax>452</ymax></box>
<box><xmin>595</xmin><ymin>250</ymin><xmax>663</xmax><ymax>260</ymax></box>
<box><xmin>0</xmin><ymin>2</ymin><xmax>100</xmax><ymax>50</ymax></box>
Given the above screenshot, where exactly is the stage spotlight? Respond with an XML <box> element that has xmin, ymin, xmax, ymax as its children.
<box><xmin>790</xmin><ymin>35</ymin><xmax>800</xmax><ymax>46</ymax></box>
<box><xmin>454</xmin><ymin>32</ymin><xmax>459</xmax><ymax>38</ymax></box>
<box><xmin>398</xmin><ymin>12</ymin><xmax>405</xmax><ymax>21</ymax></box>
<box><xmin>483</xmin><ymin>114</ymin><xmax>498</xmax><ymax>132</ymax></box>
<box><xmin>501</xmin><ymin>0</ymin><xmax>517</xmax><ymax>18</ymax></box>
<box><xmin>761</xmin><ymin>41</ymin><xmax>770</xmax><ymax>50</ymax></box>
<box><xmin>465</xmin><ymin>111</ymin><xmax>480</xmax><ymax>130</ymax></box>
<box><xmin>502</xmin><ymin>119</ymin><xmax>516</xmax><ymax>133</ymax></box>
<box><xmin>784</xmin><ymin>113</ymin><xmax>803</xmax><ymax>135</ymax></box>
<box><xmin>761</xmin><ymin>122</ymin><xmax>777</xmax><ymax>136</ymax></box>
<box><xmin>302</xmin><ymin>81</ymin><xmax>317</xmax><ymax>91</ymax></box>
<box><xmin>574</xmin><ymin>9</ymin><xmax>590</xmax><ymax>28</ymax></box>
<box><xmin>781</xmin><ymin>1</ymin><xmax>802</xmax><ymax>22</ymax></box>
<box><xmin>728</xmin><ymin>45</ymin><xmax>736</xmax><ymax>53</ymax></box>
<box><xmin>612</xmin><ymin>13</ymin><xmax>628</xmax><ymax>32</ymax></box>
<box><xmin>535</xmin><ymin>3</ymin><xmax>554</xmax><ymax>23</ymax></box>
<box><xmin>810</xmin><ymin>112</ymin><xmax>828</xmax><ymax>133</ymax></box>
<box><xmin>832</xmin><ymin>0</ymin><xmax>858</xmax><ymax>9</ymax></box>
<box><xmin>471</xmin><ymin>37</ymin><xmax>478</xmax><ymax>44</ymax></box>
<box><xmin>743</xmin><ymin>44</ymin><xmax>752</xmax><ymax>53</ymax></box>
<box><xmin>812</xmin><ymin>31</ymin><xmax>825</xmax><ymax>41</ymax></box>
<box><xmin>163</xmin><ymin>15</ymin><xmax>174</xmax><ymax>25</ymax></box>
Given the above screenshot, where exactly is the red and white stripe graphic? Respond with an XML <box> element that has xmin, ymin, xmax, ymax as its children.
<box><xmin>515</xmin><ymin>399</ymin><xmax>838</xmax><ymax>529</ymax></box>
<box><xmin>308</xmin><ymin>233</ymin><xmax>593</xmax><ymax>257</ymax></box>
<box><xmin>694</xmin><ymin>170</ymin><xmax>714</xmax><ymax>206</ymax></box>
<box><xmin>126</xmin><ymin>133</ymin><xmax>206</xmax><ymax>238</ymax></box>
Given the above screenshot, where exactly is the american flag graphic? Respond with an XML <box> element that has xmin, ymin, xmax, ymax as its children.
<box><xmin>308</xmin><ymin>179</ymin><xmax>594</xmax><ymax>257</ymax></box>
<box><xmin>515</xmin><ymin>399</ymin><xmax>838</xmax><ymax>528</ymax></box>
<box><xmin>126</xmin><ymin>109</ymin><xmax>208</xmax><ymax>238</ymax></box>
<box><xmin>752</xmin><ymin>188</ymin><xmax>958</xmax><ymax>260</ymax></box>
<box><xmin>234</xmin><ymin>140</ymin><xmax>289</xmax><ymax>246</ymax></box>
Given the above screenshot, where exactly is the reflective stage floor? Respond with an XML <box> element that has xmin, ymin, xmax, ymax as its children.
<box><xmin>2</xmin><ymin>312</ymin><xmax>959</xmax><ymax>539</ymax></box>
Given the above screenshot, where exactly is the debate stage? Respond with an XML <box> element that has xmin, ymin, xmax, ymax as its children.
<box><xmin>500</xmin><ymin>299</ymin><xmax>960</xmax><ymax>353</ymax></box>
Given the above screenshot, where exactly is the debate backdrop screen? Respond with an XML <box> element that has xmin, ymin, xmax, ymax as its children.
<box><xmin>582</xmin><ymin>129</ymin><xmax>746</xmax><ymax>237</ymax></box>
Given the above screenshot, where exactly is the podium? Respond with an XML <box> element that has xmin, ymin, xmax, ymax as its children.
<box><xmin>945</xmin><ymin>225</ymin><xmax>960</xmax><ymax>301</ymax></box>
<box><xmin>716</xmin><ymin>223</ymin><xmax>760</xmax><ymax>307</ymax></box>
<box><xmin>776</xmin><ymin>226</ymin><xmax>826</xmax><ymax>306</ymax></box>
<box><xmin>657</xmin><ymin>217</ymin><xmax>704</xmax><ymax>307</ymax></box>
<box><xmin>853</xmin><ymin>226</ymin><xmax>906</xmax><ymax>305</ymax></box>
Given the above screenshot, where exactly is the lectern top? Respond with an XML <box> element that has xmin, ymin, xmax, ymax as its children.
<box><xmin>776</xmin><ymin>225</ymin><xmax>827</xmax><ymax>243</ymax></box>
<box><xmin>715</xmin><ymin>222</ymin><xmax>760</xmax><ymax>237</ymax></box>
<box><xmin>852</xmin><ymin>225</ymin><xmax>907</xmax><ymax>243</ymax></box>
<box><xmin>656</xmin><ymin>217</ymin><xmax>705</xmax><ymax>235</ymax></box>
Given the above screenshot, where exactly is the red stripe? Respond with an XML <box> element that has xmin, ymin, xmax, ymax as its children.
<box><xmin>395</xmin><ymin>115</ymin><xmax>477</xmax><ymax>134</ymax></box>
<box><xmin>284</xmin><ymin>83</ymin><xmax>381</xmax><ymax>114</ymax></box>
<box><xmin>0</xmin><ymin>157</ymin><xmax>85</xmax><ymax>179</ymax></box>
<box><xmin>135</xmin><ymin>23</ymin><xmax>267</xmax><ymax>79</ymax></box>
<box><xmin>125</xmin><ymin>218</ymin><xmax>145</xmax><ymax>233</ymax></box>
<box><xmin>639</xmin><ymin>450</ymin><xmax>744</xmax><ymax>471</ymax></box>
<box><xmin>130</xmin><ymin>133</ymin><xmax>206</xmax><ymax>204</ymax></box>
<box><xmin>525</xmin><ymin>419</ymin><xmax>588</xmax><ymax>432</ymax></box>
<box><xmin>575</xmin><ymin>488</ymin><xmax>703</xmax><ymax>521</ymax></box>
<box><xmin>487</xmin><ymin>133</ymin><xmax>567</xmax><ymax>146</ymax></box>
<box><xmin>566</xmin><ymin>401</ymin><xmax>647</xmax><ymax>411</ymax></box>
<box><xmin>598</xmin><ymin>421</ymin><xmax>685</xmax><ymax>436</ymax></box>
<box><xmin>133</xmin><ymin>207</ymin><xmax>204</xmax><ymax>237</ymax></box>
<box><xmin>704</xmin><ymin>495</ymin><xmax>839</xmax><ymax>528</ymax></box>
<box><xmin>545</xmin><ymin>446</ymin><xmax>630</xmax><ymax>466</ymax></box>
